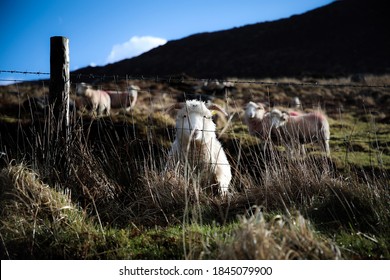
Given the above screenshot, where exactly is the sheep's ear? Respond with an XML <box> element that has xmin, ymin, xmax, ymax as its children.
<box><xmin>282</xmin><ymin>111</ymin><xmax>290</xmax><ymax>121</ymax></box>
<box><xmin>207</xmin><ymin>103</ymin><xmax>228</xmax><ymax>117</ymax></box>
<box><xmin>166</xmin><ymin>103</ymin><xmax>185</xmax><ymax>114</ymax></box>
<box><xmin>130</xmin><ymin>85</ymin><xmax>140</xmax><ymax>90</ymax></box>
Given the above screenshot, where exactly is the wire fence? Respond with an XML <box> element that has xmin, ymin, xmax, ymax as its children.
<box><xmin>0</xmin><ymin>68</ymin><xmax>389</xmax><ymax>151</ymax></box>
<box><xmin>0</xmin><ymin>70</ymin><xmax>49</xmax><ymax>84</ymax></box>
<box><xmin>2</xmin><ymin>69</ymin><xmax>390</xmax><ymax>88</ymax></box>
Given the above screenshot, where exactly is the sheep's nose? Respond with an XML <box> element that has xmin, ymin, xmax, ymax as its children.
<box><xmin>192</xmin><ymin>128</ymin><xmax>202</xmax><ymax>139</ymax></box>
<box><xmin>247</xmin><ymin>111</ymin><xmax>255</xmax><ymax>118</ymax></box>
<box><xmin>271</xmin><ymin>118</ymin><xmax>279</xmax><ymax>128</ymax></box>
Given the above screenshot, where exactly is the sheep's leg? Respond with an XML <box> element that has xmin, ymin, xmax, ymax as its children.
<box><xmin>92</xmin><ymin>103</ymin><xmax>98</xmax><ymax>117</ymax></box>
<box><xmin>219</xmin><ymin>183</ymin><xmax>229</xmax><ymax>196</ymax></box>
<box><xmin>324</xmin><ymin>139</ymin><xmax>330</xmax><ymax>156</ymax></box>
<box><xmin>97</xmin><ymin>104</ymin><xmax>104</xmax><ymax>116</ymax></box>
<box><xmin>124</xmin><ymin>96</ymin><xmax>131</xmax><ymax>112</ymax></box>
<box><xmin>129</xmin><ymin>97</ymin><xmax>137</xmax><ymax>111</ymax></box>
<box><xmin>300</xmin><ymin>144</ymin><xmax>306</xmax><ymax>156</ymax></box>
<box><xmin>215</xmin><ymin>164</ymin><xmax>231</xmax><ymax>197</ymax></box>
<box><xmin>287</xmin><ymin>145</ymin><xmax>295</xmax><ymax>158</ymax></box>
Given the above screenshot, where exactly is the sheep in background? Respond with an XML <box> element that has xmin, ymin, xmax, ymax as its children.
<box><xmin>167</xmin><ymin>100</ymin><xmax>232</xmax><ymax>196</ymax></box>
<box><xmin>243</xmin><ymin>101</ymin><xmax>329</xmax><ymax>156</ymax></box>
<box><xmin>243</xmin><ymin>101</ymin><xmax>270</xmax><ymax>138</ymax></box>
<box><xmin>292</xmin><ymin>96</ymin><xmax>302</xmax><ymax>110</ymax></box>
<box><xmin>76</xmin><ymin>83</ymin><xmax>111</xmax><ymax>116</ymax></box>
<box><xmin>107</xmin><ymin>85</ymin><xmax>139</xmax><ymax>111</ymax></box>
<box><xmin>270</xmin><ymin>108</ymin><xmax>330</xmax><ymax>156</ymax></box>
<box><xmin>288</xmin><ymin>96</ymin><xmax>303</xmax><ymax>116</ymax></box>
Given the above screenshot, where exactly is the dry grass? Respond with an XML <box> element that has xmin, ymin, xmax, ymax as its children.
<box><xmin>0</xmin><ymin>164</ymin><xmax>102</xmax><ymax>259</ymax></box>
<box><xmin>219</xmin><ymin>208</ymin><xmax>341</xmax><ymax>259</ymax></box>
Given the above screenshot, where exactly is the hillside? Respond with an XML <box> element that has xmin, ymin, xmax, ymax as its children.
<box><xmin>74</xmin><ymin>0</ymin><xmax>390</xmax><ymax>79</ymax></box>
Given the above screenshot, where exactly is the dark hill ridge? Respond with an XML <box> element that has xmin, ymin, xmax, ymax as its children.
<box><xmin>74</xmin><ymin>0</ymin><xmax>390</xmax><ymax>79</ymax></box>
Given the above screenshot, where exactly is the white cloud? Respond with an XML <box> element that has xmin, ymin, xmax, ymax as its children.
<box><xmin>0</xmin><ymin>79</ymin><xmax>16</xmax><ymax>86</ymax></box>
<box><xmin>106</xmin><ymin>36</ymin><xmax>167</xmax><ymax>64</ymax></box>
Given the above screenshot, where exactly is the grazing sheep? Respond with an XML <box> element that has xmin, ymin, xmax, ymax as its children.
<box><xmin>76</xmin><ymin>83</ymin><xmax>111</xmax><ymax>116</ymax></box>
<box><xmin>167</xmin><ymin>100</ymin><xmax>232</xmax><ymax>196</ymax></box>
<box><xmin>107</xmin><ymin>85</ymin><xmax>139</xmax><ymax>111</ymax></box>
<box><xmin>270</xmin><ymin>108</ymin><xmax>330</xmax><ymax>156</ymax></box>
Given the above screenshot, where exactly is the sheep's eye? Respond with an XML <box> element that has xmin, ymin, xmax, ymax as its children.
<box><xmin>183</xmin><ymin>115</ymin><xmax>187</xmax><ymax>118</ymax></box>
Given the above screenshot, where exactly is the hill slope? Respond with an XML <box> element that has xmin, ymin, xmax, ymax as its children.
<box><xmin>74</xmin><ymin>0</ymin><xmax>390</xmax><ymax>79</ymax></box>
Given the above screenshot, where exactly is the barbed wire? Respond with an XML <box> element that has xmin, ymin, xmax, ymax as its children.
<box><xmin>71</xmin><ymin>73</ymin><xmax>390</xmax><ymax>89</ymax></box>
<box><xmin>0</xmin><ymin>70</ymin><xmax>50</xmax><ymax>75</ymax></box>
<box><xmin>0</xmin><ymin>78</ymin><xmax>33</xmax><ymax>83</ymax></box>
<box><xmin>2</xmin><ymin>69</ymin><xmax>390</xmax><ymax>89</ymax></box>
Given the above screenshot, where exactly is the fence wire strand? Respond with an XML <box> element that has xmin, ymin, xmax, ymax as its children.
<box><xmin>0</xmin><ymin>70</ymin><xmax>50</xmax><ymax>75</ymax></box>
<box><xmin>2</xmin><ymin>69</ymin><xmax>390</xmax><ymax>89</ymax></box>
<box><xmin>70</xmin><ymin>73</ymin><xmax>390</xmax><ymax>89</ymax></box>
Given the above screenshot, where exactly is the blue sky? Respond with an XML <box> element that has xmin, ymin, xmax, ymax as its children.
<box><xmin>0</xmin><ymin>0</ymin><xmax>333</xmax><ymax>84</ymax></box>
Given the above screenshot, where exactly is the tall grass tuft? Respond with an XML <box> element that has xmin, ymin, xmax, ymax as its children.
<box><xmin>218</xmin><ymin>207</ymin><xmax>341</xmax><ymax>259</ymax></box>
<box><xmin>0</xmin><ymin>164</ymin><xmax>102</xmax><ymax>259</ymax></box>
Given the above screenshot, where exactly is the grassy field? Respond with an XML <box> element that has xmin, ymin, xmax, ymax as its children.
<box><xmin>0</xmin><ymin>75</ymin><xmax>389</xmax><ymax>259</ymax></box>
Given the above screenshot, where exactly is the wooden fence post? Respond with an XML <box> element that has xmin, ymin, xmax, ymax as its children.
<box><xmin>49</xmin><ymin>36</ymin><xmax>70</xmax><ymax>176</ymax></box>
<box><xmin>49</xmin><ymin>36</ymin><xmax>70</xmax><ymax>130</ymax></box>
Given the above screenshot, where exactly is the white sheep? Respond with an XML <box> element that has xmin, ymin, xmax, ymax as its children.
<box><xmin>243</xmin><ymin>101</ymin><xmax>270</xmax><ymax>139</ymax></box>
<box><xmin>270</xmin><ymin>108</ymin><xmax>330</xmax><ymax>156</ymax></box>
<box><xmin>76</xmin><ymin>83</ymin><xmax>111</xmax><ymax>116</ymax></box>
<box><xmin>167</xmin><ymin>100</ymin><xmax>232</xmax><ymax>196</ymax></box>
<box><xmin>107</xmin><ymin>85</ymin><xmax>139</xmax><ymax>111</ymax></box>
<box><xmin>292</xmin><ymin>96</ymin><xmax>302</xmax><ymax>111</ymax></box>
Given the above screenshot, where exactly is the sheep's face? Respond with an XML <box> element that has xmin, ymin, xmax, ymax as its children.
<box><xmin>270</xmin><ymin>109</ymin><xmax>289</xmax><ymax>128</ymax></box>
<box><xmin>245</xmin><ymin>102</ymin><xmax>266</xmax><ymax>121</ymax></box>
<box><xmin>176</xmin><ymin>100</ymin><xmax>216</xmax><ymax>143</ymax></box>
<box><xmin>128</xmin><ymin>85</ymin><xmax>140</xmax><ymax>97</ymax></box>
<box><xmin>292</xmin><ymin>97</ymin><xmax>301</xmax><ymax>107</ymax></box>
<box><xmin>76</xmin><ymin>83</ymin><xmax>89</xmax><ymax>96</ymax></box>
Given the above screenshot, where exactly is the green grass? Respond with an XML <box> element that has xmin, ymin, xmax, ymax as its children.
<box><xmin>335</xmin><ymin>230</ymin><xmax>390</xmax><ymax>259</ymax></box>
<box><xmin>328</xmin><ymin>113</ymin><xmax>390</xmax><ymax>172</ymax></box>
